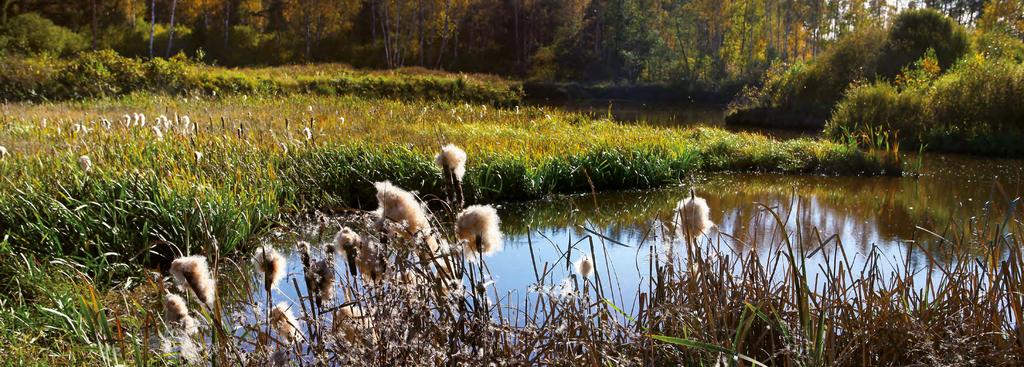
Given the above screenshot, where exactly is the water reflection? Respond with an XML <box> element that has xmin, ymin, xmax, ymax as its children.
<box><xmin>260</xmin><ymin>154</ymin><xmax>1023</xmax><ymax>316</ymax></box>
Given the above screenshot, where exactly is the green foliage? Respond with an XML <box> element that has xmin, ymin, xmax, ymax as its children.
<box><xmin>973</xmin><ymin>30</ymin><xmax>1024</xmax><ymax>63</ymax></box>
<box><xmin>877</xmin><ymin>8</ymin><xmax>970</xmax><ymax>78</ymax></box>
<box><xmin>826</xmin><ymin>54</ymin><xmax>1024</xmax><ymax>156</ymax></box>
<box><xmin>0</xmin><ymin>52</ymin><xmax>523</xmax><ymax>105</ymax></box>
<box><xmin>0</xmin><ymin>13</ymin><xmax>85</xmax><ymax>56</ymax></box>
<box><xmin>0</xmin><ymin>95</ymin><xmax>895</xmax><ymax>283</ymax></box>
<box><xmin>727</xmin><ymin>26</ymin><xmax>887</xmax><ymax>128</ymax></box>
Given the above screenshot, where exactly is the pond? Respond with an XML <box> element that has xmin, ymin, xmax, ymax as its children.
<box><xmin>539</xmin><ymin>100</ymin><xmax>818</xmax><ymax>139</ymax></box>
<box><xmin>259</xmin><ymin>152</ymin><xmax>1024</xmax><ymax>317</ymax></box>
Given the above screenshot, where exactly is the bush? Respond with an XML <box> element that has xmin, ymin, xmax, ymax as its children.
<box><xmin>825</xmin><ymin>82</ymin><xmax>930</xmax><ymax>141</ymax></box>
<box><xmin>878</xmin><ymin>9</ymin><xmax>970</xmax><ymax>78</ymax></box>
<box><xmin>729</xmin><ymin>9</ymin><xmax>970</xmax><ymax>129</ymax></box>
<box><xmin>57</xmin><ymin>50</ymin><xmax>147</xmax><ymax>98</ymax></box>
<box><xmin>726</xmin><ymin>26</ymin><xmax>887</xmax><ymax>128</ymax></box>
<box><xmin>0</xmin><ymin>13</ymin><xmax>86</xmax><ymax>56</ymax></box>
<box><xmin>826</xmin><ymin>55</ymin><xmax>1024</xmax><ymax>156</ymax></box>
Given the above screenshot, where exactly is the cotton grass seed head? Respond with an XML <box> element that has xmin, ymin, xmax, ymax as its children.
<box><xmin>674</xmin><ymin>191</ymin><xmax>714</xmax><ymax>240</ymax></box>
<box><xmin>163</xmin><ymin>293</ymin><xmax>197</xmax><ymax>335</ymax></box>
<box><xmin>270</xmin><ymin>302</ymin><xmax>301</xmax><ymax>344</ymax></box>
<box><xmin>455</xmin><ymin>205</ymin><xmax>503</xmax><ymax>257</ymax></box>
<box><xmin>78</xmin><ymin>155</ymin><xmax>92</xmax><ymax>172</ymax></box>
<box><xmin>0</xmin><ymin>146</ymin><xmax>7</xmax><ymax>160</ymax></box>
<box><xmin>434</xmin><ymin>144</ymin><xmax>468</xmax><ymax>180</ymax></box>
<box><xmin>574</xmin><ymin>255</ymin><xmax>594</xmax><ymax>278</ymax></box>
<box><xmin>374</xmin><ymin>181</ymin><xmax>430</xmax><ymax>236</ymax></box>
<box><xmin>311</xmin><ymin>259</ymin><xmax>336</xmax><ymax>306</ymax></box>
<box><xmin>334</xmin><ymin>227</ymin><xmax>363</xmax><ymax>256</ymax></box>
<box><xmin>253</xmin><ymin>246</ymin><xmax>286</xmax><ymax>290</ymax></box>
<box><xmin>170</xmin><ymin>255</ymin><xmax>216</xmax><ymax>306</ymax></box>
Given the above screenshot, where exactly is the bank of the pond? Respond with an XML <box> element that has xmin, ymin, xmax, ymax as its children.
<box><xmin>0</xmin><ymin>51</ymin><xmax>522</xmax><ymax>106</ymax></box>
<box><xmin>0</xmin><ymin>95</ymin><xmax>899</xmax><ymax>274</ymax></box>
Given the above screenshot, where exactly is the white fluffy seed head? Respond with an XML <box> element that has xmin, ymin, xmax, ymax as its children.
<box><xmin>270</xmin><ymin>302</ymin><xmax>301</xmax><ymax>344</ymax></box>
<box><xmin>169</xmin><ymin>255</ymin><xmax>216</xmax><ymax>306</ymax></box>
<box><xmin>674</xmin><ymin>193</ymin><xmax>714</xmax><ymax>240</ymax></box>
<box><xmin>333</xmin><ymin>227</ymin><xmax>363</xmax><ymax>257</ymax></box>
<box><xmin>0</xmin><ymin>146</ymin><xmax>7</xmax><ymax>159</ymax></box>
<box><xmin>574</xmin><ymin>255</ymin><xmax>594</xmax><ymax>278</ymax></box>
<box><xmin>163</xmin><ymin>293</ymin><xmax>189</xmax><ymax>323</ymax></box>
<box><xmin>434</xmin><ymin>144</ymin><xmax>468</xmax><ymax>180</ymax></box>
<box><xmin>78</xmin><ymin>155</ymin><xmax>92</xmax><ymax>172</ymax></box>
<box><xmin>374</xmin><ymin>181</ymin><xmax>430</xmax><ymax>237</ymax></box>
<box><xmin>163</xmin><ymin>293</ymin><xmax>197</xmax><ymax>335</ymax></box>
<box><xmin>311</xmin><ymin>259</ymin><xmax>336</xmax><ymax>305</ymax></box>
<box><xmin>455</xmin><ymin>205</ymin><xmax>503</xmax><ymax>257</ymax></box>
<box><xmin>253</xmin><ymin>246</ymin><xmax>286</xmax><ymax>290</ymax></box>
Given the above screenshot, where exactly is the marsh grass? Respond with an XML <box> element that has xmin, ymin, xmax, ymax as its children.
<box><xmin>14</xmin><ymin>185</ymin><xmax>1019</xmax><ymax>365</ymax></box>
<box><xmin>0</xmin><ymin>94</ymin><xmax>908</xmax><ymax>364</ymax></box>
<box><xmin>0</xmin><ymin>95</ymin><xmax>896</xmax><ymax>275</ymax></box>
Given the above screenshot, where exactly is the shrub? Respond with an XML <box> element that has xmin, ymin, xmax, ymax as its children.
<box><xmin>826</xmin><ymin>55</ymin><xmax>1024</xmax><ymax>156</ymax></box>
<box><xmin>729</xmin><ymin>9</ymin><xmax>971</xmax><ymax>129</ymax></box>
<box><xmin>57</xmin><ymin>50</ymin><xmax>147</xmax><ymax>98</ymax></box>
<box><xmin>878</xmin><ymin>9</ymin><xmax>970</xmax><ymax>78</ymax></box>
<box><xmin>0</xmin><ymin>13</ymin><xmax>86</xmax><ymax>56</ymax></box>
<box><xmin>825</xmin><ymin>82</ymin><xmax>930</xmax><ymax>142</ymax></box>
<box><xmin>726</xmin><ymin>26</ymin><xmax>887</xmax><ymax>128</ymax></box>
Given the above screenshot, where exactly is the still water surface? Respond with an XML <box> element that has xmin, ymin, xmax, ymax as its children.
<box><xmin>260</xmin><ymin>153</ymin><xmax>1024</xmax><ymax>316</ymax></box>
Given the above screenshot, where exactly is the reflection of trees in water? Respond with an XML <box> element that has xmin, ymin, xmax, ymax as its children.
<box><xmin>499</xmin><ymin>170</ymin><xmax>1023</xmax><ymax>255</ymax></box>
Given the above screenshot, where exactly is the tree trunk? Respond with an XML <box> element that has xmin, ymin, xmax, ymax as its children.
<box><xmin>91</xmin><ymin>0</ymin><xmax>99</xmax><ymax>50</ymax></box>
<box><xmin>166</xmin><ymin>0</ymin><xmax>178</xmax><ymax>57</ymax></box>
<box><xmin>148</xmin><ymin>0</ymin><xmax>156</xmax><ymax>58</ymax></box>
<box><xmin>223</xmin><ymin>1</ymin><xmax>230</xmax><ymax>55</ymax></box>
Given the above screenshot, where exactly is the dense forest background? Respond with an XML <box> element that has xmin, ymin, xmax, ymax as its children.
<box><xmin>0</xmin><ymin>0</ymin><xmax>1021</xmax><ymax>85</ymax></box>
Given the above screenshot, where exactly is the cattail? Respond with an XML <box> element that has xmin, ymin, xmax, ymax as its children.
<box><xmin>334</xmin><ymin>227</ymin><xmax>362</xmax><ymax>275</ymax></box>
<box><xmin>574</xmin><ymin>255</ymin><xmax>594</xmax><ymax>278</ymax></box>
<box><xmin>674</xmin><ymin>191</ymin><xmax>714</xmax><ymax>240</ymax></box>
<box><xmin>333</xmin><ymin>304</ymin><xmax>371</xmax><ymax>343</ymax></box>
<box><xmin>357</xmin><ymin>241</ymin><xmax>386</xmax><ymax>283</ymax></box>
<box><xmin>0</xmin><ymin>146</ymin><xmax>7</xmax><ymax>160</ymax></box>
<box><xmin>253</xmin><ymin>246</ymin><xmax>286</xmax><ymax>290</ymax></box>
<box><xmin>270</xmin><ymin>302</ymin><xmax>301</xmax><ymax>344</ymax></box>
<box><xmin>434</xmin><ymin>144</ymin><xmax>467</xmax><ymax>181</ymax></box>
<box><xmin>170</xmin><ymin>255</ymin><xmax>216</xmax><ymax>306</ymax></box>
<box><xmin>78</xmin><ymin>155</ymin><xmax>92</xmax><ymax>172</ymax></box>
<box><xmin>310</xmin><ymin>259</ymin><xmax>335</xmax><ymax>306</ymax></box>
<box><xmin>163</xmin><ymin>293</ymin><xmax>197</xmax><ymax>335</ymax></box>
<box><xmin>373</xmin><ymin>181</ymin><xmax>430</xmax><ymax>237</ymax></box>
<box><xmin>455</xmin><ymin>205</ymin><xmax>503</xmax><ymax>257</ymax></box>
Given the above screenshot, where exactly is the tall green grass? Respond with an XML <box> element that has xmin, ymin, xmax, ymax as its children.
<box><xmin>0</xmin><ymin>51</ymin><xmax>523</xmax><ymax>105</ymax></box>
<box><xmin>0</xmin><ymin>95</ymin><xmax>897</xmax><ymax>279</ymax></box>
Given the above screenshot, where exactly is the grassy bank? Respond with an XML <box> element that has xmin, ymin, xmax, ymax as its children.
<box><xmin>0</xmin><ymin>94</ymin><xmax>899</xmax><ymax>363</ymax></box>
<box><xmin>0</xmin><ymin>95</ymin><xmax>896</xmax><ymax>269</ymax></box>
<box><xmin>0</xmin><ymin>51</ymin><xmax>523</xmax><ymax>106</ymax></box>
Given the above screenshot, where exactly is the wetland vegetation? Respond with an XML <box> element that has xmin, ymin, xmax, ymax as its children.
<box><xmin>2</xmin><ymin>1</ymin><xmax>1024</xmax><ymax>365</ymax></box>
